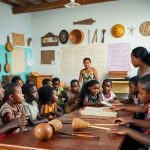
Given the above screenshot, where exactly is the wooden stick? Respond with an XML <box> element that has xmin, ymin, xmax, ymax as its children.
<box><xmin>92</xmin><ymin>123</ymin><xmax>118</xmax><ymax>126</ymax></box>
<box><xmin>90</xmin><ymin>125</ymin><xmax>110</xmax><ymax>131</ymax></box>
<box><xmin>88</xmin><ymin>30</ymin><xmax>90</xmax><ymax>44</ymax></box>
<box><xmin>58</xmin><ymin>132</ymin><xmax>100</xmax><ymax>139</ymax></box>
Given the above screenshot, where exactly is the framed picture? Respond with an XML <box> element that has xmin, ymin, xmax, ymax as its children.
<box><xmin>41</xmin><ymin>32</ymin><xmax>59</xmax><ymax>46</ymax></box>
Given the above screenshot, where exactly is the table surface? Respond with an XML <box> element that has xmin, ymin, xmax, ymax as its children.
<box><xmin>0</xmin><ymin>109</ymin><xmax>134</xmax><ymax>150</ymax></box>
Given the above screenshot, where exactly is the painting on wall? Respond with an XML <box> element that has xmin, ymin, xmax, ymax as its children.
<box><xmin>41</xmin><ymin>50</ymin><xmax>55</xmax><ymax>64</ymax></box>
<box><xmin>12</xmin><ymin>32</ymin><xmax>25</xmax><ymax>46</ymax></box>
<box><xmin>41</xmin><ymin>32</ymin><xmax>59</xmax><ymax>46</ymax></box>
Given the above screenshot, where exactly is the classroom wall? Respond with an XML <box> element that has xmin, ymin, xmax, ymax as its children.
<box><xmin>0</xmin><ymin>2</ymin><xmax>32</xmax><ymax>81</ymax></box>
<box><xmin>31</xmin><ymin>0</ymin><xmax>150</xmax><ymax>84</ymax></box>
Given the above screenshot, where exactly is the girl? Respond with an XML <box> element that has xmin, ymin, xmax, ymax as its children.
<box><xmin>79</xmin><ymin>58</ymin><xmax>98</xmax><ymax>85</ymax></box>
<box><xmin>101</xmin><ymin>79</ymin><xmax>116</xmax><ymax>103</ymax></box>
<box><xmin>22</xmin><ymin>84</ymin><xmax>48</xmax><ymax>126</ymax></box>
<box><xmin>0</xmin><ymin>83</ymin><xmax>27</xmax><ymax>133</ymax></box>
<box><xmin>109</xmin><ymin>74</ymin><xmax>150</xmax><ymax>148</ymax></box>
<box><xmin>38</xmin><ymin>86</ymin><xmax>63</xmax><ymax>120</ymax></box>
<box><xmin>65</xmin><ymin>79</ymin><xmax>81</xmax><ymax>113</ymax></box>
<box><xmin>80</xmin><ymin>80</ymin><xmax>103</xmax><ymax>107</ymax></box>
<box><xmin>131</xmin><ymin>47</ymin><xmax>150</xmax><ymax>77</ymax></box>
<box><xmin>113</xmin><ymin>76</ymin><xmax>140</xmax><ymax>105</ymax></box>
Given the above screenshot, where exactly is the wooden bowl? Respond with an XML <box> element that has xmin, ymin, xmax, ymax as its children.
<box><xmin>70</xmin><ymin>29</ymin><xmax>84</xmax><ymax>44</ymax></box>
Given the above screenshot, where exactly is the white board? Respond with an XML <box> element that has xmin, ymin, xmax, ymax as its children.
<box><xmin>61</xmin><ymin>44</ymin><xmax>108</xmax><ymax>82</ymax></box>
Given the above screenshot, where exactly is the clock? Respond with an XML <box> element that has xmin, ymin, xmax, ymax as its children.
<box><xmin>59</xmin><ymin>30</ymin><xmax>69</xmax><ymax>44</ymax></box>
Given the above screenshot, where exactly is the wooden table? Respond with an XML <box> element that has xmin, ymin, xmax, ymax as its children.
<box><xmin>0</xmin><ymin>110</ymin><xmax>133</xmax><ymax>150</ymax></box>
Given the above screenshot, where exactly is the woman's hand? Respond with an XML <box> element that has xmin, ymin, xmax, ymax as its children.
<box><xmin>113</xmin><ymin>117</ymin><xmax>130</xmax><ymax>125</ymax></box>
<box><xmin>108</xmin><ymin>126</ymin><xmax>129</xmax><ymax>135</ymax></box>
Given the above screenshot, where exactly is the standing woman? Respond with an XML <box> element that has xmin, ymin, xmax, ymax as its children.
<box><xmin>79</xmin><ymin>58</ymin><xmax>99</xmax><ymax>85</ymax></box>
<box><xmin>131</xmin><ymin>47</ymin><xmax>150</xmax><ymax>77</ymax></box>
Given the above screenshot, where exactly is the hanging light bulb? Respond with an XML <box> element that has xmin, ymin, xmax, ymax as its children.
<box><xmin>65</xmin><ymin>0</ymin><xmax>81</xmax><ymax>8</ymax></box>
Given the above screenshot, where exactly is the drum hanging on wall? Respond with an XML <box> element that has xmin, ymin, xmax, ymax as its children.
<box><xmin>70</xmin><ymin>29</ymin><xmax>84</xmax><ymax>44</ymax></box>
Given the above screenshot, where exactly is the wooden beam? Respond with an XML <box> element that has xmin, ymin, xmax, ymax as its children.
<box><xmin>1</xmin><ymin>0</ymin><xmax>20</xmax><ymax>7</ymax></box>
<box><xmin>12</xmin><ymin>0</ymin><xmax>115</xmax><ymax>14</ymax></box>
<box><xmin>77</xmin><ymin>0</ymin><xmax>116</xmax><ymax>5</ymax></box>
<box><xmin>38</xmin><ymin>0</ymin><xmax>48</xmax><ymax>2</ymax></box>
<box><xmin>12</xmin><ymin>0</ymin><xmax>68</xmax><ymax>14</ymax></box>
<box><xmin>15</xmin><ymin>0</ymin><xmax>34</xmax><ymax>6</ymax></box>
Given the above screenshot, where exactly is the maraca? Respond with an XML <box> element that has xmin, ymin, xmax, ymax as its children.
<box><xmin>34</xmin><ymin>123</ymin><xmax>53</xmax><ymax>141</ymax></box>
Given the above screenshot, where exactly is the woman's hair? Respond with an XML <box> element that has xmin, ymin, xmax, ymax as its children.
<box><xmin>129</xmin><ymin>76</ymin><xmax>140</xmax><ymax>87</ymax></box>
<box><xmin>132</xmin><ymin>47</ymin><xmax>150</xmax><ymax>66</ymax></box>
<box><xmin>38</xmin><ymin>86</ymin><xmax>56</xmax><ymax>104</ymax></box>
<box><xmin>11</xmin><ymin>76</ymin><xmax>22</xmax><ymax>83</ymax></box>
<box><xmin>22</xmin><ymin>83</ymin><xmax>35</xmax><ymax>98</ymax></box>
<box><xmin>3</xmin><ymin>83</ymin><xmax>19</xmax><ymax>102</ymax></box>
<box><xmin>139</xmin><ymin>74</ymin><xmax>150</xmax><ymax>92</ymax></box>
<box><xmin>83</xmin><ymin>57</ymin><xmax>91</xmax><ymax>62</ymax></box>
<box><xmin>52</xmin><ymin>77</ymin><xmax>60</xmax><ymax>83</ymax></box>
<box><xmin>102</xmin><ymin>79</ymin><xmax>112</xmax><ymax>85</ymax></box>
<box><xmin>70</xmin><ymin>79</ymin><xmax>79</xmax><ymax>86</ymax></box>
<box><xmin>80</xmin><ymin>80</ymin><xmax>99</xmax><ymax>99</ymax></box>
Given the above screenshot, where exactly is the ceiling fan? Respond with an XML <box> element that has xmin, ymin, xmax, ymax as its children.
<box><xmin>65</xmin><ymin>0</ymin><xmax>81</xmax><ymax>8</ymax></box>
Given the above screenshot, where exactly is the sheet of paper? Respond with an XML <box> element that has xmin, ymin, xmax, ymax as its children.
<box><xmin>108</xmin><ymin>43</ymin><xmax>131</xmax><ymax>71</ymax></box>
<box><xmin>12</xmin><ymin>32</ymin><xmax>25</xmax><ymax>46</ymax></box>
<box><xmin>12</xmin><ymin>48</ymin><xmax>25</xmax><ymax>72</ymax></box>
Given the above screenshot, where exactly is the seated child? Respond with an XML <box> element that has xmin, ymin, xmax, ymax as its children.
<box><xmin>38</xmin><ymin>86</ymin><xmax>63</xmax><ymax>120</ymax></box>
<box><xmin>101</xmin><ymin>79</ymin><xmax>116</xmax><ymax>105</ymax></box>
<box><xmin>42</xmin><ymin>78</ymin><xmax>52</xmax><ymax>87</ymax></box>
<box><xmin>109</xmin><ymin>74</ymin><xmax>150</xmax><ymax>148</ymax></box>
<box><xmin>80</xmin><ymin>80</ymin><xmax>103</xmax><ymax>107</ymax></box>
<box><xmin>65</xmin><ymin>79</ymin><xmax>80</xmax><ymax>113</ymax></box>
<box><xmin>0</xmin><ymin>81</ymin><xmax>26</xmax><ymax>138</ymax></box>
<box><xmin>22</xmin><ymin>84</ymin><xmax>48</xmax><ymax>126</ymax></box>
<box><xmin>0</xmin><ymin>83</ymin><xmax>27</xmax><ymax>133</ymax></box>
<box><xmin>52</xmin><ymin>77</ymin><xmax>66</xmax><ymax>110</ymax></box>
<box><xmin>11</xmin><ymin>76</ymin><xmax>23</xmax><ymax>87</ymax></box>
<box><xmin>113</xmin><ymin>76</ymin><xmax>140</xmax><ymax>105</ymax></box>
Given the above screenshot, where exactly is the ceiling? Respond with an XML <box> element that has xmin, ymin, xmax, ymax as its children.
<box><xmin>1</xmin><ymin>0</ymin><xmax>115</xmax><ymax>14</ymax></box>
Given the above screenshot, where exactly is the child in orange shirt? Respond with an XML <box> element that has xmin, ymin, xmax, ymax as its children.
<box><xmin>39</xmin><ymin>86</ymin><xmax>63</xmax><ymax>120</ymax></box>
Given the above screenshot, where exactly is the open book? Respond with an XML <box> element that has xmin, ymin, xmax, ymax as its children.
<box><xmin>79</xmin><ymin>107</ymin><xmax>117</xmax><ymax>117</ymax></box>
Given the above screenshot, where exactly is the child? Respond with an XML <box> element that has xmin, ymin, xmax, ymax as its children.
<box><xmin>42</xmin><ymin>78</ymin><xmax>52</xmax><ymax>87</ymax></box>
<box><xmin>101</xmin><ymin>79</ymin><xmax>116</xmax><ymax>103</ymax></box>
<box><xmin>65</xmin><ymin>79</ymin><xmax>81</xmax><ymax>113</ymax></box>
<box><xmin>52</xmin><ymin>77</ymin><xmax>66</xmax><ymax>110</ymax></box>
<box><xmin>38</xmin><ymin>86</ymin><xmax>63</xmax><ymax>120</ymax></box>
<box><xmin>11</xmin><ymin>76</ymin><xmax>23</xmax><ymax>87</ymax></box>
<box><xmin>0</xmin><ymin>81</ymin><xmax>26</xmax><ymax>138</ymax></box>
<box><xmin>80</xmin><ymin>80</ymin><xmax>103</xmax><ymax>107</ymax></box>
<box><xmin>0</xmin><ymin>83</ymin><xmax>27</xmax><ymax>133</ymax></box>
<box><xmin>109</xmin><ymin>74</ymin><xmax>150</xmax><ymax>147</ymax></box>
<box><xmin>22</xmin><ymin>84</ymin><xmax>48</xmax><ymax>126</ymax></box>
<box><xmin>113</xmin><ymin>76</ymin><xmax>140</xmax><ymax>105</ymax></box>
<box><xmin>79</xmin><ymin>58</ymin><xmax>98</xmax><ymax>85</ymax></box>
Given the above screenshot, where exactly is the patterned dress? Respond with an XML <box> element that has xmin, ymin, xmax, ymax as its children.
<box><xmin>82</xmin><ymin>68</ymin><xmax>95</xmax><ymax>84</ymax></box>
